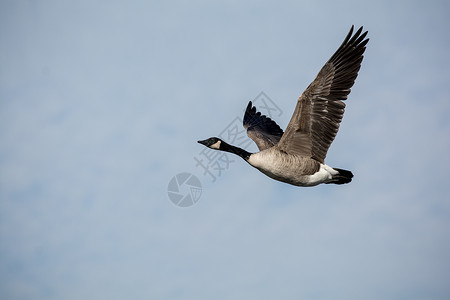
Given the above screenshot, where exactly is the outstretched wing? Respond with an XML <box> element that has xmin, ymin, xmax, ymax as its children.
<box><xmin>277</xmin><ymin>25</ymin><xmax>369</xmax><ymax>163</ymax></box>
<box><xmin>243</xmin><ymin>101</ymin><xmax>284</xmax><ymax>151</ymax></box>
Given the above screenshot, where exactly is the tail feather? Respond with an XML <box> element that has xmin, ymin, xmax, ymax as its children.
<box><xmin>326</xmin><ymin>168</ymin><xmax>353</xmax><ymax>185</ymax></box>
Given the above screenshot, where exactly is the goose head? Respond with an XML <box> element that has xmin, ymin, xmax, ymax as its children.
<box><xmin>197</xmin><ymin>137</ymin><xmax>223</xmax><ymax>150</ymax></box>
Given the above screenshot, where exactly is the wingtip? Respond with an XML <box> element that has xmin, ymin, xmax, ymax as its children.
<box><xmin>245</xmin><ymin>101</ymin><xmax>253</xmax><ymax>113</ymax></box>
<box><xmin>349</xmin><ymin>25</ymin><xmax>367</xmax><ymax>36</ymax></box>
<box><xmin>354</xmin><ymin>26</ymin><xmax>363</xmax><ymax>37</ymax></box>
<box><xmin>354</xmin><ymin>25</ymin><xmax>369</xmax><ymax>36</ymax></box>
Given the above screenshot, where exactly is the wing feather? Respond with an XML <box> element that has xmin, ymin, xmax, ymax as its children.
<box><xmin>277</xmin><ymin>25</ymin><xmax>369</xmax><ymax>163</ymax></box>
<box><xmin>243</xmin><ymin>101</ymin><xmax>284</xmax><ymax>151</ymax></box>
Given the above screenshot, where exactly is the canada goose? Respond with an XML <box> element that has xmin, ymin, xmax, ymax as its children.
<box><xmin>198</xmin><ymin>26</ymin><xmax>368</xmax><ymax>187</ymax></box>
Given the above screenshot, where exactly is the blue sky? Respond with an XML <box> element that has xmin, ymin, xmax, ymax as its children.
<box><xmin>1</xmin><ymin>0</ymin><xmax>450</xmax><ymax>299</ymax></box>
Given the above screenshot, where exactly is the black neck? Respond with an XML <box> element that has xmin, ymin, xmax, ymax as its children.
<box><xmin>220</xmin><ymin>141</ymin><xmax>251</xmax><ymax>161</ymax></box>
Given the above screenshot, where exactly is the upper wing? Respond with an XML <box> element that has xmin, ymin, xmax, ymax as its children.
<box><xmin>243</xmin><ymin>101</ymin><xmax>284</xmax><ymax>151</ymax></box>
<box><xmin>277</xmin><ymin>25</ymin><xmax>369</xmax><ymax>163</ymax></box>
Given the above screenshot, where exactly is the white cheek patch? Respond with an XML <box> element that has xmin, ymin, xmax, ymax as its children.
<box><xmin>210</xmin><ymin>140</ymin><xmax>221</xmax><ymax>149</ymax></box>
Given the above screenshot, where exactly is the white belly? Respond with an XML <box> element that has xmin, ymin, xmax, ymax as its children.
<box><xmin>247</xmin><ymin>151</ymin><xmax>337</xmax><ymax>187</ymax></box>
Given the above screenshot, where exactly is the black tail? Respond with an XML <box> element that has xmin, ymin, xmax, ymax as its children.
<box><xmin>326</xmin><ymin>168</ymin><xmax>353</xmax><ymax>185</ymax></box>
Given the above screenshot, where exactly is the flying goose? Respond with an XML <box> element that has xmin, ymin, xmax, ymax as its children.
<box><xmin>198</xmin><ymin>26</ymin><xmax>368</xmax><ymax>187</ymax></box>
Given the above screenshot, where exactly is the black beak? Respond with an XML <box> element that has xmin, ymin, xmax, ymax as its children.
<box><xmin>197</xmin><ymin>139</ymin><xmax>208</xmax><ymax>146</ymax></box>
